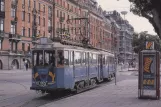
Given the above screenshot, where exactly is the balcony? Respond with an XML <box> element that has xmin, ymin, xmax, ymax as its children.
<box><xmin>9</xmin><ymin>34</ymin><xmax>21</xmax><ymax>41</ymax></box>
<box><xmin>59</xmin><ymin>17</ymin><xmax>65</xmax><ymax>23</ymax></box>
<box><xmin>32</xmin><ymin>8</ymin><xmax>37</xmax><ymax>15</ymax></box>
<box><xmin>11</xmin><ymin>0</ymin><xmax>18</xmax><ymax>8</ymax></box>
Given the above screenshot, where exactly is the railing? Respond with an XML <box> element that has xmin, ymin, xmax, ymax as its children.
<box><xmin>9</xmin><ymin>34</ymin><xmax>21</xmax><ymax>41</ymax></box>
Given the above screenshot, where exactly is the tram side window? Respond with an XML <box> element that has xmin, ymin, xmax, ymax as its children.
<box><xmin>64</xmin><ymin>51</ymin><xmax>69</xmax><ymax>66</ymax></box>
<box><xmin>106</xmin><ymin>56</ymin><xmax>109</xmax><ymax>65</ymax></box>
<box><xmin>82</xmin><ymin>52</ymin><xmax>86</xmax><ymax>65</ymax></box>
<box><xmin>109</xmin><ymin>57</ymin><xmax>113</xmax><ymax>64</ymax></box>
<box><xmin>57</xmin><ymin>50</ymin><xmax>64</xmax><ymax>66</ymax></box>
<box><xmin>74</xmin><ymin>52</ymin><xmax>81</xmax><ymax>65</ymax></box>
<box><xmin>89</xmin><ymin>53</ymin><xmax>92</xmax><ymax>64</ymax></box>
<box><xmin>102</xmin><ymin>55</ymin><xmax>106</xmax><ymax>65</ymax></box>
<box><xmin>92</xmin><ymin>54</ymin><xmax>97</xmax><ymax>64</ymax></box>
<box><xmin>70</xmin><ymin>51</ymin><xmax>73</xmax><ymax>65</ymax></box>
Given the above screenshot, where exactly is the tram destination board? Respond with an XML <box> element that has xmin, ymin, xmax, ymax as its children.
<box><xmin>142</xmin><ymin>55</ymin><xmax>156</xmax><ymax>90</ymax></box>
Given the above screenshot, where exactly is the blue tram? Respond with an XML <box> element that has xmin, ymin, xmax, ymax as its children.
<box><xmin>30</xmin><ymin>38</ymin><xmax>116</xmax><ymax>93</ymax></box>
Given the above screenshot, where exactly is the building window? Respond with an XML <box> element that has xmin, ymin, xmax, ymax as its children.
<box><xmin>43</xmin><ymin>31</ymin><xmax>45</xmax><ymax>36</ymax></box>
<box><xmin>38</xmin><ymin>3</ymin><xmax>40</xmax><ymax>11</ymax></box>
<box><xmin>60</xmin><ymin>11</ymin><xmax>62</xmax><ymax>17</ymax></box>
<box><xmin>1</xmin><ymin>0</ymin><xmax>4</xmax><ymax>11</ymax></box>
<box><xmin>48</xmin><ymin>20</ymin><xmax>51</xmax><ymax>27</ymax></box>
<box><xmin>67</xmin><ymin>4</ymin><xmax>69</xmax><ymax>10</ymax></box>
<box><xmin>28</xmin><ymin>0</ymin><xmax>30</xmax><ymax>7</ymax></box>
<box><xmin>34</xmin><ymin>1</ymin><xmax>36</xmax><ymax>8</ymax></box>
<box><xmin>22</xmin><ymin>27</ymin><xmax>25</xmax><ymax>36</ymax></box>
<box><xmin>13</xmin><ymin>42</ymin><xmax>17</xmax><ymax>51</ymax></box>
<box><xmin>43</xmin><ymin>18</ymin><xmax>45</xmax><ymax>26</ymax></box>
<box><xmin>22</xmin><ymin>0</ymin><xmax>25</xmax><ymax>5</ymax></box>
<box><xmin>63</xmin><ymin>13</ymin><xmax>65</xmax><ymax>19</ymax></box>
<box><xmin>43</xmin><ymin>5</ymin><xmax>45</xmax><ymax>13</ymax></box>
<box><xmin>57</xmin><ymin>10</ymin><xmax>59</xmax><ymax>17</ymax></box>
<box><xmin>0</xmin><ymin>19</ymin><xmax>4</xmax><ymax>31</ymax></box>
<box><xmin>57</xmin><ymin>22</ymin><xmax>59</xmax><ymax>29</ymax></box>
<box><xmin>22</xmin><ymin>11</ymin><xmax>25</xmax><ymax>21</ymax></box>
<box><xmin>48</xmin><ymin>6</ymin><xmax>52</xmax><ymax>17</ymax></box>
<box><xmin>0</xmin><ymin>40</ymin><xmax>2</xmax><ymax>50</ymax></box>
<box><xmin>38</xmin><ymin>16</ymin><xmax>40</xmax><ymax>25</ymax></box>
<box><xmin>28</xmin><ymin>43</ymin><xmax>30</xmax><ymax>51</ymax></box>
<box><xmin>11</xmin><ymin>8</ymin><xmax>16</xmax><ymax>17</ymax></box>
<box><xmin>28</xmin><ymin>13</ymin><xmax>30</xmax><ymax>22</ymax></box>
<box><xmin>28</xmin><ymin>28</ymin><xmax>30</xmax><ymax>37</ymax></box>
<box><xmin>22</xmin><ymin>43</ymin><xmax>25</xmax><ymax>51</ymax></box>
<box><xmin>63</xmin><ymin>1</ymin><xmax>65</xmax><ymax>7</ymax></box>
<box><xmin>11</xmin><ymin>24</ymin><xmax>15</xmax><ymax>34</ymax></box>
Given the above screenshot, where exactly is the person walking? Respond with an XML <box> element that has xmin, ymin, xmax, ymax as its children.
<box><xmin>26</xmin><ymin>62</ymin><xmax>28</xmax><ymax>71</ymax></box>
<box><xmin>25</xmin><ymin>60</ymin><xmax>28</xmax><ymax>71</ymax></box>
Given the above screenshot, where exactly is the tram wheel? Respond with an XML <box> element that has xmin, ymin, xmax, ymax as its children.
<box><xmin>91</xmin><ymin>79</ymin><xmax>97</xmax><ymax>86</ymax></box>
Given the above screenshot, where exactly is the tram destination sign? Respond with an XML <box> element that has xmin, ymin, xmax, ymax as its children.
<box><xmin>142</xmin><ymin>54</ymin><xmax>156</xmax><ymax>90</ymax></box>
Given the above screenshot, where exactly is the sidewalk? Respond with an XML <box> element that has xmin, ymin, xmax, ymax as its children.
<box><xmin>0</xmin><ymin>69</ymin><xmax>31</xmax><ymax>74</ymax></box>
<box><xmin>40</xmin><ymin>79</ymin><xmax>161</xmax><ymax>107</ymax></box>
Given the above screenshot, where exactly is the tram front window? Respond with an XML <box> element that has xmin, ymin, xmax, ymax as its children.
<box><xmin>33</xmin><ymin>50</ymin><xmax>43</xmax><ymax>66</ymax></box>
<box><xmin>32</xmin><ymin>50</ymin><xmax>55</xmax><ymax>66</ymax></box>
<box><xmin>44</xmin><ymin>50</ymin><xmax>55</xmax><ymax>66</ymax></box>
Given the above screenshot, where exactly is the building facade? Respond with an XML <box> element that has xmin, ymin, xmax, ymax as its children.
<box><xmin>0</xmin><ymin>0</ymin><xmax>134</xmax><ymax>70</ymax></box>
<box><xmin>106</xmin><ymin>11</ymin><xmax>134</xmax><ymax>64</ymax></box>
<box><xmin>0</xmin><ymin>0</ymin><xmax>52</xmax><ymax>69</ymax></box>
<box><xmin>53</xmin><ymin>0</ymin><xmax>114</xmax><ymax>51</ymax></box>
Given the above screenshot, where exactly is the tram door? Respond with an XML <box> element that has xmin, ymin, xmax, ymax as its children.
<box><xmin>98</xmin><ymin>54</ymin><xmax>103</xmax><ymax>80</ymax></box>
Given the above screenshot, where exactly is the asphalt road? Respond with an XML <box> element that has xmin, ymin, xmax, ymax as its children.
<box><xmin>0</xmin><ymin>70</ymin><xmax>137</xmax><ymax>107</ymax></box>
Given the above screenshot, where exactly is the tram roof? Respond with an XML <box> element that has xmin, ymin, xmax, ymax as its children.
<box><xmin>32</xmin><ymin>37</ymin><xmax>115</xmax><ymax>55</ymax></box>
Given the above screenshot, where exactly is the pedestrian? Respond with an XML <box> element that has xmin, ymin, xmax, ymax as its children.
<box><xmin>26</xmin><ymin>63</ymin><xmax>28</xmax><ymax>71</ymax></box>
<box><xmin>25</xmin><ymin>60</ymin><xmax>27</xmax><ymax>71</ymax></box>
<box><xmin>23</xmin><ymin>59</ymin><xmax>26</xmax><ymax>71</ymax></box>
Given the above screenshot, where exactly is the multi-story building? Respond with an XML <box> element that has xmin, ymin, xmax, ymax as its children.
<box><xmin>53</xmin><ymin>0</ymin><xmax>113</xmax><ymax>51</ymax></box>
<box><xmin>0</xmin><ymin>0</ymin><xmax>53</xmax><ymax>70</ymax></box>
<box><xmin>0</xmin><ymin>0</ymin><xmax>131</xmax><ymax>70</ymax></box>
<box><xmin>106</xmin><ymin>10</ymin><xmax>134</xmax><ymax>64</ymax></box>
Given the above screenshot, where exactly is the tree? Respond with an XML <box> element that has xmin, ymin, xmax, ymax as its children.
<box><xmin>129</xmin><ymin>0</ymin><xmax>161</xmax><ymax>38</ymax></box>
<box><xmin>132</xmin><ymin>32</ymin><xmax>161</xmax><ymax>53</ymax></box>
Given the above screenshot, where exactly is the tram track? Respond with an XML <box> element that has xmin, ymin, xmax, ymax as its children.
<box><xmin>18</xmin><ymin>80</ymin><xmax>113</xmax><ymax>107</ymax></box>
<box><xmin>0</xmin><ymin>73</ymin><xmax>135</xmax><ymax>107</ymax></box>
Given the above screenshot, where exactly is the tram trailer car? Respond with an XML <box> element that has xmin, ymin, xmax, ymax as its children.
<box><xmin>30</xmin><ymin>38</ymin><xmax>116</xmax><ymax>93</ymax></box>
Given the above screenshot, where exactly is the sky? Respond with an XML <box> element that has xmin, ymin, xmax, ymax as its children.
<box><xmin>98</xmin><ymin>0</ymin><xmax>156</xmax><ymax>35</ymax></box>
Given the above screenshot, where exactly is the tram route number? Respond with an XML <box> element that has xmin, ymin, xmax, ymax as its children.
<box><xmin>143</xmin><ymin>79</ymin><xmax>154</xmax><ymax>86</ymax></box>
